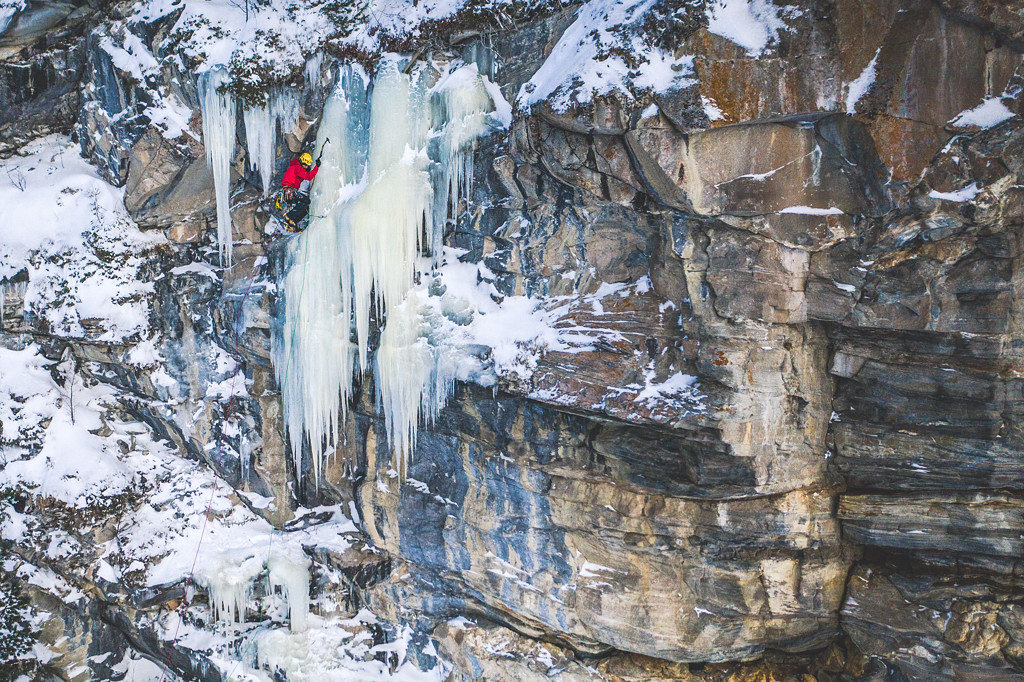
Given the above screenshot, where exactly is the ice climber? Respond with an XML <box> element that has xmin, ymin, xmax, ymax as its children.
<box><xmin>278</xmin><ymin>151</ymin><xmax>320</xmax><ymax>231</ymax></box>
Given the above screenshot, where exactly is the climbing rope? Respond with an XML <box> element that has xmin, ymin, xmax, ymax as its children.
<box><xmin>157</xmin><ymin>225</ymin><xmax>298</xmax><ymax>681</ymax></box>
<box><xmin>223</xmin><ymin>225</ymin><xmax>316</xmax><ymax>679</ymax></box>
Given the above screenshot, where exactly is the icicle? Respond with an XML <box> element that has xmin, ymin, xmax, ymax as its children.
<box><xmin>195</xmin><ymin>552</ymin><xmax>264</xmax><ymax>627</ymax></box>
<box><xmin>430</xmin><ymin>63</ymin><xmax>492</xmax><ymax>264</ymax></box>
<box><xmin>375</xmin><ymin>292</ymin><xmax>459</xmax><ymax>475</ymax></box>
<box><xmin>274</xmin><ymin>68</ymin><xmax>367</xmax><ymax>487</ymax></box>
<box><xmin>305</xmin><ymin>52</ymin><xmax>324</xmax><ymax>86</ymax></box>
<box><xmin>243</xmin><ymin>89</ymin><xmax>298</xmax><ymax>195</ymax></box>
<box><xmin>268</xmin><ymin>549</ymin><xmax>311</xmax><ymax>632</ymax></box>
<box><xmin>239</xmin><ymin>432</ymin><xmax>251</xmax><ymax>481</ymax></box>
<box><xmin>199</xmin><ymin>69</ymin><xmax>237</xmax><ymax>265</ymax></box>
<box><xmin>2</xmin><ymin>280</ymin><xmax>26</xmax><ymax>329</ymax></box>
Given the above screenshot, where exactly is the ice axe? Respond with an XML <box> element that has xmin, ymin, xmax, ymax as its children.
<box><xmin>316</xmin><ymin>137</ymin><xmax>330</xmax><ymax>166</ymax></box>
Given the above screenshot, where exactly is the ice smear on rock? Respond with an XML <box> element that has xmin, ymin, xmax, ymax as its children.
<box><xmin>199</xmin><ymin>69</ymin><xmax>237</xmax><ymax>265</ymax></box>
<box><xmin>243</xmin><ymin>88</ymin><xmax>299</xmax><ymax>194</ymax></box>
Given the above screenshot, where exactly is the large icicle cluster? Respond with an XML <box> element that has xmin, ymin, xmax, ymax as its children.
<box><xmin>375</xmin><ymin>292</ymin><xmax>461</xmax><ymax>468</ymax></box>
<box><xmin>274</xmin><ymin>58</ymin><xmax>498</xmax><ymax>481</ymax></box>
<box><xmin>350</xmin><ymin>63</ymin><xmax>434</xmax><ymax>370</ymax></box>
<box><xmin>199</xmin><ymin>69</ymin><xmax>237</xmax><ymax>265</ymax></box>
<box><xmin>194</xmin><ymin>542</ymin><xmax>312</xmax><ymax>633</ymax></box>
<box><xmin>243</xmin><ymin>89</ymin><xmax>299</xmax><ymax>194</ymax></box>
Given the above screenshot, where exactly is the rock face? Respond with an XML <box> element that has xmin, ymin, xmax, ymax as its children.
<box><xmin>2</xmin><ymin>0</ymin><xmax>1024</xmax><ymax>680</ymax></box>
<box><xmin>0</xmin><ymin>0</ymin><xmax>96</xmax><ymax>156</ymax></box>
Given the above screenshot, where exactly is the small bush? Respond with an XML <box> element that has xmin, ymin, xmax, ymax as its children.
<box><xmin>0</xmin><ymin>488</ymin><xmax>36</xmax><ymax>679</ymax></box>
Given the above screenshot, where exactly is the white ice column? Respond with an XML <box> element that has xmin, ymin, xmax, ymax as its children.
<box><xmin>349</xmin><ymin>61</ymin><xmax>433</xmax><ymax>369</ymax></box>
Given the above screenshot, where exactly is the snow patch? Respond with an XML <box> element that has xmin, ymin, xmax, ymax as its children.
<box><xmin>928</xmin><ymin>183</ymin><xmax>981</xmax><ymax>203</ymax></box>
<box><xmin>0</xmin><ymin>0</ymin><xmax>25</xmax><ymax>34</ymax></box>
<box><xmin>706</xmin><ymin>0</ymin><xmax>791</xmax><ymax>57</ymax></box>
<box><xmin>0</xmin><ymin>135</ymin><xmax>156</xmax><ymax>341</ymax></box>
<box><xmin>702</xmin><ymin>95</ymin><xmax>725</xmax><ymax>121</ymax></box>
<box><xmin>779</xmin><ymin>205</ymin><xmax>844</xmax><ymax>215</ymax></box>
<box><xmin>845</xmin><ymin>48</ymin><xmax>879</xmax><ymax>114</ymax></box>
<box><xmin>518</xmin><ymin>0</ymin><xmax>697</xmax><ymax>112</ymax></box>
<box><xmin>949</xmin><ymin>97</ymin><xmax>1016</xmax><ymax>129</ymax></box>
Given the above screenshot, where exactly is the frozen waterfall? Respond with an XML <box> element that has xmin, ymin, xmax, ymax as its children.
<box><xmin>274</xmin><ymin>66</ymin><xmax>368</xmax><ymax>487</ymax></box>
<box><xmin>273</xmin><ymin>58</ymin><xmax>499</xmax><ymax>480</ymax></box>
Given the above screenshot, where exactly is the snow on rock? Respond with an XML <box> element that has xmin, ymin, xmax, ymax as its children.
<box><xmin>376</xmin><ymin>249</ymin><xmax>636</xmax><ymax>466</ymax></box>
<box><xmin>0</xmin><ymin>135</ymin><xmax>158</xmax><ymax>342</ymax></box>
<box><xmin>134</xmin><ymin>0</ymin><xmax>337</xmax><ymax>77</ymax></box>
<box><xmin>779</xmin><ymin>205</ymin><xmax>844</xmax><ymax>215</ymax></box>
<box><xmin>928</xmin><ymin>182</ymin><xmax>982</xmax><ymax>203</ymax></box>
<box><xmin>253</xmin><ymin>611</ymin><xmax>446</xmax><ymax>681</ymax></box>
<box><xmin>702</xmin><ymin>95</ymin><xmax>726</xmax><ymax>121</ymax></box>
<box><xmin>517</xmin><ymin>0</ymin><xmax>698</xmax><ymax>112</ymax></box>
<box><xmin>631</xmin><ymin>368</ymin><xmax>705</xmax><ymax>413</ymax></box>
<box><xmin>143</xmin><ymin>90</ymin><xmax>194</xmax><ymax>140</ymax></box>
<box><xmin>705</xmin><ymin>0</ymin><xmax>794</xmax><ymax>57</ymax></box>
<box><xmin>0</xmin><ymin>0</ymin><xmax>25</xmax><ymax>35</ymax></box>
<box><xmin>0</xmin><ymin>341</ymin><xmax>437</xmax><ymax>678</ymax></box>
<box><xmin>949</xmin><ymin>97</ymin><xmax>1016</xmax><ymax>129</ymax></box>
<box><xmin>110</xmin><ymin>651</ymin><xmax>182</xmax><ymax>681</ymax></box>
<box><xmin>96</xmin><ymin>25</ymin><xmax>196</xmax><ymax>142</ymax></box>
<box><xmin>99</xmin><ymin>32</ymin><xmax>160</xmax><ymax>81</ymax></box>
<box><xmin>845</xmin><ymin>47</ymin><xmax>879</xmax><ymax>113</ymax></box>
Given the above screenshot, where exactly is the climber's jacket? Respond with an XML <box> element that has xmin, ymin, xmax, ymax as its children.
<box><xmin>281</xmin><ymin>157</ymin><xmax>319</xmax><ymax>190</ymax></box>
